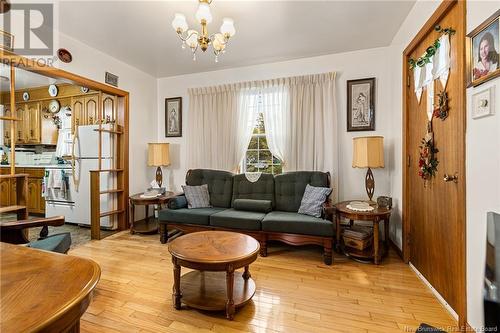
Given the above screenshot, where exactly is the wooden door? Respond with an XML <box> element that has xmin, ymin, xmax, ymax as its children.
<box><xmin>3</xmin><ymin>105</ymin><xmax>11</xmax><ymax>146</ymax></box>
<box><xmin>85</xmin><ymin>94</ymin><xmax>99</xmax><ymax>125</ymax></box>
<box><xmin>25</xmin><ymin>102</ymin><xmax>41</xmax><ymax>144</ymax></box>
<box><xmin>403</xmin><ymin>0</ymin><xmax>466</xmax><ymax>325</ymax></box>
<box><xmin>71</xmin><ymin>97</ymin><xmax>84</xmax><ymax>134</ymax></box>
<box><xmin>15</xmin><ymin>105</ymin><xmax>25</xmax><ymax>144</ymax></box>
<box><xmin>0</xmin><ymin>178</ymin><xmax>11</xmax><ymax>206</ymax></box>
<box><xmin>27</xmin><ymin>178</ymin><xmax>39</xmax><ymax>212</ymax></box>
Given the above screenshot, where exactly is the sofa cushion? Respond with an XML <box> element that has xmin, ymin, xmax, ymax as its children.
<box><xmin>210</xmin><ymin>208</ymin><xmax>265</xmax><ymax>231</ymax></box>
<box><xmin>231</xmin><ymin>173</ymin><xmax>275</xmax><ymax>207</ymax></box>
<box><xmin>262</xmin><ymin>211</ymin><xmax>334</xmax><ymax>237</ymax></box>
<box><xmin>233</xmin><ymin>199</ymin><xmax>272</xmax><ymax>213</ymax></box>
<box><xmin>186</xmin><ymin>169</ymin><xmax>234</xmax><ymax>208</ymax></box>
<box><xmin>182</xmin><ymin>184</ymin><xmax>211</xmax><ymax>208</ymax></box>
<box><xmin>274</xmin><ymin>171</ymin><xmax>330</xmax><ymax>212</ymax></box>
<box><xmin>159</xmin><ymin>207</ymin><xmax>226</xmax><ymax>225</ymax></box>
<box><xmin>298</xmin><ymin>184</ymin><xmax>332</xmax><ymax>218</ymax></box>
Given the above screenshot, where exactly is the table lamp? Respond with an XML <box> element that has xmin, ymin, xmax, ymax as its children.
<box><xmin>148</xmin><ymin>143</ymin><xmax>170</xmax><ymax>188</ymax></box>
<box><xmin>352</xmin><ymin>136</ymin><xmax>384</xmax><ymax>202</ymax></box>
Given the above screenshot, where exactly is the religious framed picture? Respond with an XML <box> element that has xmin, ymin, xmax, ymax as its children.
<box><xmin>467</xmin><ymin>9</ymin><xmax>500</xmax><ymax>87</ymax></box>
<box><xmin>165</xmin><ymin>97</ymin><xmax>182</xmax><ymax>137</ymax></box>
<box><xmin>347</xmin><ymin>77</ymin><xmax>375</xmax><ymax>132</ymax></box>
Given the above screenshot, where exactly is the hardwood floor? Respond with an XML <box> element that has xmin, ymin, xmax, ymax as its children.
<box><xmin>70</xmin><ymin>232</ymin><xmax>458</xmax><ymax>333</ymax></box>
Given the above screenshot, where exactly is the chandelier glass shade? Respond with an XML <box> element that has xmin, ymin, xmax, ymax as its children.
<box><xmin>172</xmin><ymin>0</ymin><xmax>235</xmax><ymax>62</ymax></box>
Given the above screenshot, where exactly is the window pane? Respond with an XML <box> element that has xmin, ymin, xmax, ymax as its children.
<box><xmin>248</xmin><ymin>137</ymin><xmax>258</xmax><ymax>149</ymax></box>
<box><xmin>259</xmin><ymin>150</ymin><xmax>272</xmax><ymax>163</ymax></box>
<box><xmin>246</xmin><ymin>164</ymin><xmax>258</xmax><ymax>172</ymax></box>
<box><xmin>254</xmin><ymin>113</ymin><xmax>265</xmax><ymax>134</ymax></box>
<box><xmin>273</xmin><ymin>164</ymin><xmax>283</xmax><ymax>175</ymax></box>
<box><xmin>273</xmin><ymin>156</ymin><xmax>281</xmax><ymax>164</ymax></box>
<box><xmin>246</xmin><ymin>151</ymin><xmax>258</xmax><ymax>164</ymax></box>
<box><xmin>259</xmin><ymin>136</ymin><xmax>269</xmax><ymax>150</ymax></box>
<box><xmin>259</xmin><ymin>165</ymin><xmax>273</xmax><ymax>174</ymax></box>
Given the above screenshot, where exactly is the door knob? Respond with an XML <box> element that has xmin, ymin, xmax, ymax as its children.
<box><xmin>443</xmin><ymin>173</ymin><xmax>458</xmax><ymax>183</ymax></box>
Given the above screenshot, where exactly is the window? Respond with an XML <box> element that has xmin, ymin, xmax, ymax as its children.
<box><xmin>241</xmin><ymin>112</ymin><xmax>283</xmax><ymax>175</ymax></box>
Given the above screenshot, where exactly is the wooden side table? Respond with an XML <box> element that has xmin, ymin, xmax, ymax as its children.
<box><xmin>129</xmin><ymin>192</ymin><xmax>175</xmax><ymax>234</ymax></box>
<box><xmin>334</xmin><ymin>201</ymin><xmax>392</xmax><ymax>264</ymax></box>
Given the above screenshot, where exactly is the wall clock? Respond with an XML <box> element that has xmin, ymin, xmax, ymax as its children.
<box><xmin>22</xmin><ymin>92</ymin><xmax>29</xmax><ymax>101</ymax></box>
<box><xmin>48</xmin><ymin>84</ymin><xmax>58</xmax><ymax>97</ymax></box>
<box><xmin>48</xmin><ymin>100</ymin><xmax>60</xmax><ymax>113</ymax></box>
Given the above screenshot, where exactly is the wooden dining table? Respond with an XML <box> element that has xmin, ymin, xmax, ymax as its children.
<box><xmin>0</xmin><ymin>243</ymin><xmax>101</xmax><ymax>332</ymax></box>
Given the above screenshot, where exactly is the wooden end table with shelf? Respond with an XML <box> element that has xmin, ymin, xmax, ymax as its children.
<box><xmin>129</xmin><ymin>192</ymin><xmax>175</xmax><ymax>234</ymax></box>
<box><xmin>334</xmin><ymin>201</ymin><xmax>392</xmax><ymax>264</ymax></box>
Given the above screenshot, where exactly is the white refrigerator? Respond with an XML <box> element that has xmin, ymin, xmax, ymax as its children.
<box><xmin>47</xmin><ymin>124</ymin><xmax>117</xmax><ymax>228</ymax></box>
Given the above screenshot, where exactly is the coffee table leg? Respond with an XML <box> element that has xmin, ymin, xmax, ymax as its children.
<box><xmin>226</xmin><ymin>266</ymin><xmax>235</xmax><ymax>320</ymax></box>
<box><xmin>172</xmin><ymin>257</ymin><xmax>182</xmax><ymax>310</ymax></box>
<box><xmin>242</xmin><ymin>265</ymin><xmax>251</xmax><ymax>280</ymax></box>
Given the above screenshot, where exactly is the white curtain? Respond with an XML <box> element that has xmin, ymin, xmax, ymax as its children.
<box><xmin>187</xmin><ymin>84</ymin><xmax>258</xmax><ymax>172</ymax></box>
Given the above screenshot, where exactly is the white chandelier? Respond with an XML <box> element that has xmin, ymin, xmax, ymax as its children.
<box><xmin>171</xmin><ymin>0</ymin><xmax>236</xmax><ymax>62</ymax></box>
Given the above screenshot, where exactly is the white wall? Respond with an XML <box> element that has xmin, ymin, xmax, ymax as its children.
<box><xmin>156</xmin><ymin>47</ymin><xmax>400</xmax><ymax>241</ymax></box>
<box><xmin>53</xmin><ymin>32</ymin><xmax>158</xmax><ymax>200</ymax></box>
<box><xmin>466</xmin><ymin>2</ymin><xmax>500</xmax><ymax>330</ymax></box>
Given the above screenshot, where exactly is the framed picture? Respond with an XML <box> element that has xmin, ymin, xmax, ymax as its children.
<box><xmin>0</xmin><ymin>30</ymin><xmax>14</xmax><ymax>52</ymax></box>
<box><xmin>347</xmin><ymin>77</ymin><xmax>375</xmax><ymax>132</ymax></box>
<box><xmin>165</xmin><ymin>97</ymin><xmax>182</xmax><ymax>137</ymax></box>
<box><xmin>471</xmin><ymin>86</ymin><xmax>495</xmax><ymax>119</ymax></box>
<box><xmin>467</xmin><ymin>9</ymin><xmax>500</xmax><ymax>87</ymax></box>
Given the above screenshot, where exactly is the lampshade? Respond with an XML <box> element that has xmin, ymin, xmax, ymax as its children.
<box><xmin>212</xmin><ymin>33</ymin><xmax>226</xmax><ymax>51</ymax></box>
<box><xmin>148</xmin><ymin>143</ymin><xmax>170</xmax><ymax>167</ymax></box>
<box><xmin>195</xmin><ymin>2</ymin><xmax>212</xmax><ymax>23</ymax></box>
<box><xmin>172</xmin><ymin>13</ymin><xmax>188</xmax><ymax>33</ymax></box>
<box><xmin>220</xmin><ymin>18</ymin><xmax>236</xmax><ymax>37</ymax></box>
<box><xmin>186</xmin><ymin>30</ymin><xmax>199</xmax><ymax>48</ymax></box>
<box><xmin>352</xmin><ymin>136</ymin><xmax>384</xmax><ymax>168</ymax></box>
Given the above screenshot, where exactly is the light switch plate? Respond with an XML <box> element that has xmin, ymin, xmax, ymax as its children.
<box><xmin>472</xmin><ymin>86</ymin><xmax>495</xmax><ymax>119</ymax></box>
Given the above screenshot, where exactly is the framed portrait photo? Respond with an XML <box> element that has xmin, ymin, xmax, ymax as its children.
<box><xmin>165</xmin><ymin>97</ymin><xmax>182</xmax><ymax>137</ymax></box>
<box><xmin>467</xmin><ymin>9</ymin><xmax>500</xmax><ymax>87</ymax></box>
<box><xmin>347</xmin><ymin>77</ymin><xmax>375</xmax><ymax>132</ymax></box>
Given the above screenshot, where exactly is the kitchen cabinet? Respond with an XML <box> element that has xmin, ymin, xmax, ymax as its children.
<box><xmin>71</xmin><ymin>93</ymin><xmax>100</xmax><ymax>134</ymax></box>
<box><xmin>3</xmin><ymin>102</ymin><xmax>41</xmax><ymax>145</ymax></box>
<box><xmin>1</xmin><ymin>167</ymin><xmax>45</xmax><ymax>214</ymax></box>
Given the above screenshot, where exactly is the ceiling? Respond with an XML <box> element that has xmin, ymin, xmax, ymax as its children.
<box><xmin>58</xmin><ymin>1</ymin><xmax>415</xmax><ymax>78</ymax></box>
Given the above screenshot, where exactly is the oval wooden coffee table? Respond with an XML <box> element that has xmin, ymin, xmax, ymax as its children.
<box><xmin>168</xmin><ymin>231</ymin><xmax>260</xmax><ymax>320</ymax></box>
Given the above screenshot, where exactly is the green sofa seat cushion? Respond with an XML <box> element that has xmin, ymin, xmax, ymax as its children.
<box><xmin>210</xmin><ymin>208</ymin><xmax>265</xmax><ymax>231</ymax></box>
<box><xmin>233</xmin><ymin>199</ymin><xmax>272</xmax><ymax>213</ymax></box>
<box><xmin>262</xmin><ymin>211</ymin><xmax>334</xmax><ymax>237</ymax></box>
<box><xmin>159</xmin><ymin>207</ymin><xmax>226</xmax><ymax>225</ymax></box>
<box><xmin>28</xmin><ymin>232</ymin><xmax>72</xmax><ymax>254</ymax></box>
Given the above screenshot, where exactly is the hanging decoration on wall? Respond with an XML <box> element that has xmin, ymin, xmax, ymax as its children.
<box><xmin>409</xmin><ymin>25</ymin><xmax>454</xmax><ymax>184</ymax></box>
<box><xmin>433</xmin><ymin>90</ymin><xmax>450</xmax><ymax>120</ymax></box>
<box><xmin>418</xmin><ymin>130</ymin><xmax>439</xmax><ymax>184</ymax></box>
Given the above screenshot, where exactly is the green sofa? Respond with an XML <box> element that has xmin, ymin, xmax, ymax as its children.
<box><xmin>158</xmin><ymin>169</ymin><xmax>335</xmax><ymax>265</ymax></box>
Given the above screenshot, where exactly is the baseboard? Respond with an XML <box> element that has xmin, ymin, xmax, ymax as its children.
<box><xmin>389</xmin><ymin>238</ymin><xmax>403</xmax><ymax>260</ymax></box>
<box><xmin>409</xmin><ymin>263</ymin><xmax>459</xmax><ymax>322</ymax></box>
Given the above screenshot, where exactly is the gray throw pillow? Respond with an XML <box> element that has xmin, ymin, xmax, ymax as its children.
<box><xmin>182</xmin><ymin>184</ymin><xmax>212</xmax><ymax>208</ymax></box>
<box><xmin>298</xmin><ymin>184</ymin><xmax>332</xmax><ymax>218</ymax></box>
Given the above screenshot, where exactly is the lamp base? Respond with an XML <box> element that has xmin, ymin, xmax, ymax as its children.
<box><xmin>365</xmin><ymin>167</ymin><xmax>375</xmax><ymax>202</ymax></box>
<box><xmin>155</xmin><ymin>166</ymin><xmax>163</xmax><ymax>188</ymax></box>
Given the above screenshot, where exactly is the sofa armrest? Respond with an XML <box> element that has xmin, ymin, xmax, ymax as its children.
<box><xmin>168</xmin><ymin>195</ymin><xmax>188</xmax><ymax>209</ymax></box>
<box><xmin>322</xmin><ymin>201</ymin><xmax>335</xmax><ymax>221</ymax></box>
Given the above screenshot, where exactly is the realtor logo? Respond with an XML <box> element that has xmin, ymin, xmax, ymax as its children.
<box><xmin>2</xmin><ymin>3</ymin><xmax>53</xmax><ymax>55</ymax></box>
